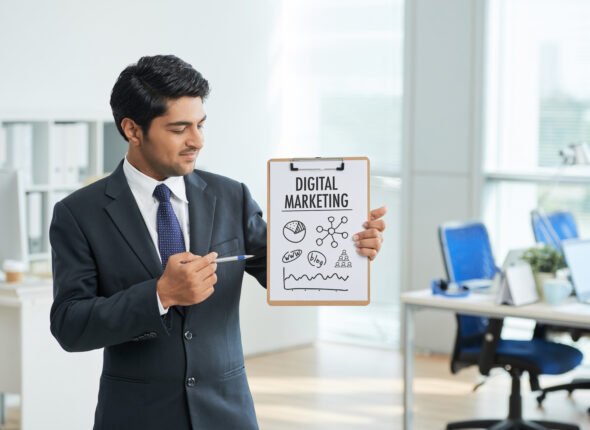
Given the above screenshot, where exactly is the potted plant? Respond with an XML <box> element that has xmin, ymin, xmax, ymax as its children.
<box><xmin>521</xmin><ymin>245</ymin><xmax>566</xmax><ymax>298</ymax></box>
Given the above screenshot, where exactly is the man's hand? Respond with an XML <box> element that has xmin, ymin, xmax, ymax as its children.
<box><xmin>156</xmin><ymin>252</ymin><xmax>218</xmax><ymax>308</ymax></box>
<box><xmin>353</xmin><ymin>206</ymin><xmax>386</xmax><ymax>261</ymax></box>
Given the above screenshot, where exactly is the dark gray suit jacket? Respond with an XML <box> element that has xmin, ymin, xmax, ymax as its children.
<box><xmin>49</xmin><ymin>162</ymin><xmax>266</xmax><ymax>430</ymax></box>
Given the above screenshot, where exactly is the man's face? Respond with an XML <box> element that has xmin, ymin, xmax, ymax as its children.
<box><xmin>136</xmin><ymin>96</ymin><xmax>206</xmax><ymax>180</ymax></box>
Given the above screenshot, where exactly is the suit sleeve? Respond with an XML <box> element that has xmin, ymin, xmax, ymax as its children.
<box><xmin>49</xmin><ymin>201</ymin><xmax>170</xmax><ymax>353</ymax></box>
<box><xmin>241</xmin><ymin>183</ymin><xmax>267</xmax><ymax>287</ymax></box>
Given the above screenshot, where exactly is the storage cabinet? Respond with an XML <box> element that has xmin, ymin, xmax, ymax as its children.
<box><xmin>0</xmin><ymin>282</ymin><xmax>102</xmax><ymax>429</ymax></box>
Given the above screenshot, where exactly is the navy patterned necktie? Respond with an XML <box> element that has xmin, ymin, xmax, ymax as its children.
<box><xmin>153</xmin><ymin>184</ymin><xmax>186</xmax><ymax>269</ymax></box>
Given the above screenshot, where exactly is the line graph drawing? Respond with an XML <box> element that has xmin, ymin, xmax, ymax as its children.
<box><xmin>282</xmin><ymin>267</ymin><xmax>349</xmax><ymax>291</ymax></box>
<box><xmin>316</xmin><ymin>216</ymin><xmax>348</xmax><ymax>248</ymax></box>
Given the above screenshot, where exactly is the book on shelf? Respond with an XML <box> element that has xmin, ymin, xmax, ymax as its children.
<box><xmin>52</xmin><ymin>123</ymin><xmax>89</xmax><ymax>185</ymax></box>
<box><xmin>26</xmin><ymin>192</ymin><xmax>44</xmax><ymax>254</ymax></box>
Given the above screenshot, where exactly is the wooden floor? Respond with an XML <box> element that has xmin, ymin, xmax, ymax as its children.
<box><xmin>2</xmin><ymin>342</ymin><xmax>589</xmax><ymax>429</ymax></box>
<box><xmin>246</xmin><ymin>342</ymin><xmax>590</xmax><ymax>430</ymax></box>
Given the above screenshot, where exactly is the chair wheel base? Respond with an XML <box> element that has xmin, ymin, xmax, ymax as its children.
<box><xmin>446</xmin><ymin>418</ymin><xmax>580</xmax><ymax>430</ymax></box>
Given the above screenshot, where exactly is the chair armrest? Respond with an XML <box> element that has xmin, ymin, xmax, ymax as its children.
<box><xmin>478</xmin><ymin>318</ymin><xmax>504</xmax><ymax>376</ymax></box>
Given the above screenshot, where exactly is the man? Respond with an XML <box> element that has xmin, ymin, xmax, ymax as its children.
<box><xmin>50</xmin><ymin>55</ymin><xmax>385</xmax><ymax>430</ymax></box>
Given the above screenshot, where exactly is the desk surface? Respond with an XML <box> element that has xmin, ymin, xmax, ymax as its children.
<box><xmin>402</xmin><ymin>289</ymin><xmax>590</xmax><ymax>330</ymax></box>
<box><xmin>0</xmin><ymin>280</ymin><xmax>52</xmax><ymax>306</ymax></box>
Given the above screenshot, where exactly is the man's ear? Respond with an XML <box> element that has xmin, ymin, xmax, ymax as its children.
<box><xmin>121</xmin><ymin>118</ymin><xmax>143</xmax><ymax>146</ymax></box>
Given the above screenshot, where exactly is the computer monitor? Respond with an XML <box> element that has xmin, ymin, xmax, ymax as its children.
<box><xmin>0</xmin><ymin>169</ymin><xmax>27</xmax><ymax>269</ymax></box>
<box><xmin>562</xmin><ymin>238</ymin><xmax>590</xmax><ymax>303</ymax></box>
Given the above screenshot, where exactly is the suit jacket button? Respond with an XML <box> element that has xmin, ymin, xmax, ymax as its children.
<box><xmin>186</xmin><ymin>377</ymin><xmax>196</xmax><ymax>387</ymax></box>
<box><xmin>184</xmin><ymin>330</ymin><xmax>193</xmax><ymax>340</ymax></box>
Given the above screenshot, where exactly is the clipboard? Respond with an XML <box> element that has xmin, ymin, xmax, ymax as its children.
<box><xmin>267</xmin><ymin>157</ymin><xmax>371</xmax><ymax>306</ymax></box>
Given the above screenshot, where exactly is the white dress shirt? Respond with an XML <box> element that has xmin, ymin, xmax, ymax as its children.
<box><xmin>123</xmin><ymin>156</ymin><xmax>190</xmax><ymax>315</ymax></box>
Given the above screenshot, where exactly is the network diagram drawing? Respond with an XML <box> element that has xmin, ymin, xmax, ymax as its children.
<box><xmin>316</xmin><ymin>216</ymin><xmax>349</xmax><ymax>248</ymax></box>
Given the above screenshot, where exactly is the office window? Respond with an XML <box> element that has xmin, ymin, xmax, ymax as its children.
<box><xmin>485</xmin><ymin>0</ymin><xmax>590</xmax><ymax>173</ymax></box>
<box><xmin>276</xmin><ymin>0</ymin><xmax>404</xmax><ymax>347</ymax></box>
<box><xmin>484</xmin><ymin>0</ymin><xmax>590</xmax><ymax>256</ymax></box>
<box><xmin>484</xmin><ymin>0</ymin><xmax>590</xmax><ymax>349</ymax></box>
<box><xmin>276</xmin><ymin>0</ymin><xmax>403</xmax><ymax>174</ymax></box>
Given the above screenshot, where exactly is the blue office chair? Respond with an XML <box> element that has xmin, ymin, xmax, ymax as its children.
<box><xmin>530</xmin><ymin>210</ymin><xmax>579</xmax><ymax>341</ymax></box>
<box><xmin>531</xmin><ymin>210</ymin><xmax>579</xmax><ymax>251</ymax></box>
<box><xmin>440</xmin><ymin>221</ymin><xmax>583</xmax><ymax>430</ymax></box>
<box><xmin>530</xmin><ymin>210</ymin><xmax>590</xmax><ymax>410</ymax></box>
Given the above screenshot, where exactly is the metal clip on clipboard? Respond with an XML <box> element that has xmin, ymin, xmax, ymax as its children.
<box><xmin>289</xmin><ymin>157</ymin><xmax>345</xmax><ymax>172</ymax></box>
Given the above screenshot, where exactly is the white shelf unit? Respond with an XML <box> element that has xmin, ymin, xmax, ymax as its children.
<box><xmin>0</xmin><ymin>118</ymin><xmax>127</xmax><ymax>267</ymax></box>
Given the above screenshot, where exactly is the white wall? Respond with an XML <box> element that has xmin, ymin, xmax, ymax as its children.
<box><xmin>0</xmin><ymin>0</ymin><xmax>493</xmax><ymax>356</ymax></box>
<box><xmin>401</xmin><ymin>0</ymin><xmax>486</xmax><ymax>352</ymax></box>
<box><xmin>0</xmin><ymin>0</ymin><xmax>317</xmax><ymax>355</ymax></box>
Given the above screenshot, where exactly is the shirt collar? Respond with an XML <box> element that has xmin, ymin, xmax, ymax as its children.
<box><xmin>123</xmin><ymin>156</ymin><xmax>189</xmax><ymax>204</ymax></box>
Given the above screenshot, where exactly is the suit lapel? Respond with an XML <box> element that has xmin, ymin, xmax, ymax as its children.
<box><xmin>104</xmin><ymin>162</ymin><xmax>163</xmax><ymax>279</ymax></box>
<box><xmin>185</xmin><ymin>171</ymin><xmax>217</xmax><ymax>257</ymax></box>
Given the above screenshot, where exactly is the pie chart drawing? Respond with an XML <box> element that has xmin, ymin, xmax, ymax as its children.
<box><xmin>283</xmin><ymin>220</ymin><xmax>306</xmax><ymax>243</ymax></box>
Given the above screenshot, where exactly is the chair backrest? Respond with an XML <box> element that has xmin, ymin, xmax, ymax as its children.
<box><xmin>439</xmin><ymin>221</ymin><xmax>499</xmax><ymax>372</ymax></box>
<box><xmin>439</xmin><ymin>221</ymin><xmax>498</xmax><ymax>283</ymax></box>
<box><xmin>531</xmin><ymin>210</ymin><xmax>579</xmax><ymax>250</ymax></box>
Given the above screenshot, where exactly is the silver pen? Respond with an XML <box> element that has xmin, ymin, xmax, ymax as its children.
<box><xmin>214</xmin><ymin>255</ymin><xmax>254</xmax><ymax>264</ymax></box>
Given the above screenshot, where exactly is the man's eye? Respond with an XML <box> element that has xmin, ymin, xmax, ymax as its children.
<box><xmin>171</xmin><ymin>129</ymin><xmax>185</xmax><ymax>134</ymax></box>
<box><xmin>197</xmin><ymin>124</ymin><xmax>205</xmax><ymax>130</ymax></box>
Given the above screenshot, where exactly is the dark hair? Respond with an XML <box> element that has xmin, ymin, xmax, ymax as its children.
<box><xmin>110</xmin><ymin>55</ymin><xmax>210</xmax><ymax>140</ymax></box>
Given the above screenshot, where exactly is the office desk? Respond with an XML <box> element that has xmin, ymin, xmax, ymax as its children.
<box><xmin>401</xmin><ymin>289</ymin><xmax>590</xmax><ymax>430</ymax></box>
<box><xmin>0</xmin><ymin>281</ymin><xmax>102</xmax><ymax>430</ymax></box>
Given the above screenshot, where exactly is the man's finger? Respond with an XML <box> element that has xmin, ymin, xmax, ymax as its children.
<box><xmin>172</xmin><ymin>252</ymin><xmax>197</xmax><ymax>265</ymax></box>
<box><xmin>183</xmin><ymin>252</ymin><xmax>218</xmax><ymax>270</ymax></box>
<box><xmin>195</xmin><ymin>263</ymin><xmax>217</xmax><ymax>281</ymax></box>
<box><xmin>203</xmin><ymin>272</ymin><xmax>218</xmax><ymax>287</ymax></box>
<box><xmin>356</xmin><ymin>247</ymin><xmax>378</xmax><ymax>260</ymax></box>
<box><xmin>355</xmin><ymin>238</ymin><xmax>382</xmax><ymax>252</ymax></box>
<box><xmin>352</xmin><ymin>228</ymin><xmax>382</xmax><ymax>241</ymax></box>
<box><xmin>191</xmin><ymin>285</ymin><xmax>215</xmax><ymax>303</ymax></box>
<box><xmin>369</xmin><ymin>206</ymin><xmax>387</xmax><ymax>221</ymax></box>
<box><xmin>205</xmin><ymin>252</ymin><xmax>218</xmax><ymax>262</ymax></box>
<box><xmin>362</xmin><ymin>219</ymin><xmax>385</xmax><ymax>232</ymax></box>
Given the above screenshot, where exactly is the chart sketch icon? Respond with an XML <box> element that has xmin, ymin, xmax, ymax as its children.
<box><xmin>316</xmin><ymin>216</ymin><xmax>348</xmax><ymax>248</ymax></box>
<box><xmin>283</xmin><ymin>220</ymin><xmax>306</xmax><ymax>243</ymax></box>
<box><xmin>335</xmin><ymin>250</ymin><xmax>352</xmax><ymax>268</ymax></box>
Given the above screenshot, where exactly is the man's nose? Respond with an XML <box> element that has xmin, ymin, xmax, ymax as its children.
<box><xmin>186</xmin><ymin>126</ymin><xmax>204</xmax><ymax>148</ymax></box>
